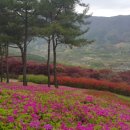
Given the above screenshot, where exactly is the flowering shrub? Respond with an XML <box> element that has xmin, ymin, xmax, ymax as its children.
<box><xmin>0</xmin><ymin>84</ymin><xmax>130</xmax><ymax>130</ymax></box>
<box><xmin>51</xmin><ymin>76</ymin><xmax>130</xmax><ymax>96</ymax></box>
<box><xmin>119</xmin><ymin>71</ymin><xmax>130</xmax><ymax>84</ymax></box>
<box><xmin>1</xmin><ymin>58</ymin><xmax>130</xmax><ymax>84</ymax></box>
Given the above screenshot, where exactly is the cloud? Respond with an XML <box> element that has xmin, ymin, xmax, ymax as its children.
<box><xmin>76</xmin><ymin>0</ymin><xmax>130</xmax><ymax>16</ymax></box>
<box><xmin>92</xmin><ymin>9</ymin><xmax>130</xmax><ymax>17</ymax></box>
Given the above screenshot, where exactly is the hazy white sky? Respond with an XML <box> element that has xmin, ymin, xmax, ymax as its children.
<box><xmin>76</xmin><ymin>0</ymin><xmax>130</xmax><ymax>17</ymax></box>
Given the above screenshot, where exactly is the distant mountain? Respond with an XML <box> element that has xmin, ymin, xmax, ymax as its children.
<box><xmin>87</xmin><ymin>15</ymin><xmax>130</xmax><ymax>44</ymax></box>
<box><xmin>29</xmin><ymin>15</ymin><xmax>130</xmax><ymax>45</ymax></box>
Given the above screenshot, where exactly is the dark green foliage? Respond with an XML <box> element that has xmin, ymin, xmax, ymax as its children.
<box><xmin>36</xmin><ymin>0</ymin><xmax>91</xmax><ymax>46</ymax></box>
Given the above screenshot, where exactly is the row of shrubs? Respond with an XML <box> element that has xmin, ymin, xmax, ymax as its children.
<box><xmin>1</xmin><ymin>58</ymin><xmax>130</xmax><ymax>84</ymax></box>
<box><xmin>18</xmin><ymin>75</ymin><xmax>130</xmax><ymax>96</ymax></box>
<box><xmin>52</xmin><ymin>76</ymin><xmax>130</xmax><ymax>96</ymax></box>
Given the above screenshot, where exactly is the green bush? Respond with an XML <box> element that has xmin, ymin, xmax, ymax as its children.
<box><xmin>18</xmin><ymin>75</ymin><xmax>48</xmax><ymax>84</ymax></box>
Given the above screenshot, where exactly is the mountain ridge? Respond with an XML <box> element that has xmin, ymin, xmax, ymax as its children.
<box><xmin>87</xmin><ymin>15</ymin><xmax>130</xmax><ymax>44</ymax></box>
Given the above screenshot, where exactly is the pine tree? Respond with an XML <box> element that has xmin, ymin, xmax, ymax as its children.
<box><xmin>0</xmin><ymin>0</ymin><xmax>14</xmax><ymax>83</ymax></box>
<box><xmin>35</xmin><ymin>0</ymin><xmax>92</xmax><ymax>88</ymax></box>
<box><xmin>11</xmin><ymin>0</ymin><xmax>38</xmax><ymax>86</ymax></box>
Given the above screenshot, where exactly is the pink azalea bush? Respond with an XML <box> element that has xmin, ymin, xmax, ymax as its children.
<box><xmin>0</xmin><ymin>84</ymin><xmax>130</xmax><ymax>130</ymax></box>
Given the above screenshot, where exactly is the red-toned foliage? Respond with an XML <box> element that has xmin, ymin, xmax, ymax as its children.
<box><xmin>0</xmin><ymin>58</ymin><xmax>130</xmax><ymax>85</ymax></box>
<box><xmin>118</xmin><ymin>71</ymin><xmax>130</xmax><ymax>84</ymax></box>
<box><xmin>51</xmin><ymin>76</ymin><xmax>130</xmax><ymax>96</ymax></box>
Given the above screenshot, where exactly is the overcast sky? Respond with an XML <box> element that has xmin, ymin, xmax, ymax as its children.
<box><xmin>76</xmin><ymin>0</ymin><xmax>130</xmax><ymax>17</ymax></box>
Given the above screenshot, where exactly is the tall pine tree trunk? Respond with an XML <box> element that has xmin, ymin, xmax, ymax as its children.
<box><xmin>23</xmin><ymin>45</ymin><xmax>27</xmax><ymax>86</ymax></box>
<box><xmin>47</xmin><ymin>38</ymin><xmax>51</xmax><ymax>87</ymax></box>
<box><xmin>52</xmin><ymin>36</ymin><xmax>58</xmax><ymax>88</ymax></box>
<box><xmin>0</xmin><ymin>45</ymin><xmax>3</xmax><ymax>82</ymax></box>
<box><xmin>6</xmin><ymin>43</ymin><xmax>9</xmax><ymax>83</ymax></box>
<box><xmin>20</xmin><ymin>47</ymin><xmax>25</xmax><ymax>84</ymax></box>
<box><xmin>23</xmin><ymin>6</ymin><xmax>28</xmax><ymax>86</ymax></box>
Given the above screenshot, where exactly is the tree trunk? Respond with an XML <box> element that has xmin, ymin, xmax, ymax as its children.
<box><xmin>6</xmin><ymin>43</ymin><xmax>9</xmax><ymax>83</ymax></box>
<box><xmin>47</xmin><ymin>38</ymin><xmax>51</xmax><ymax>87</ymax></box>
<box><xmin>19</xmin><ymin>47</ymin><xmax>25</xmax><ymax>84</ymax></box>
<box><xmin>0</xmin><ymin>45</ymin><xmax>3</xmax><ymax>82</ymax></box>
<box><xmin>52</xmin><ymin>36</ymin><xmax>58</xmax><ymax>88</ymax></box>
<box><xmin>23</xmin><ymin>6</ymin><xmax>28</xmax><ymax>86</ymax></box>
<box><xmin>23</xmin><ymin>47</ymin><xmax>27</xmax><ymax>86</ymax></box>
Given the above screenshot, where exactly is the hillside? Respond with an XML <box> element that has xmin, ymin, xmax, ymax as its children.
<box><xmin>0</xmin><ymin>82</ymin><xmax>130</xmax><ymax>129</ymax></box>
<box><xmin>87</xmin><ymin>15</ymin><xmax>130</xmax><ymax>44</ymax></box>
<box><xmin>10</xmin><ymin>15</ymin><xmax>130</xmax><ymax>71</ymax></box>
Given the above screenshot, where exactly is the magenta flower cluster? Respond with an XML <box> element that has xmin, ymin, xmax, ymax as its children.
<box><xmin>0</xmin><ymin>84</ymin><xmax>130</xmax><ymax>130</ymax></box>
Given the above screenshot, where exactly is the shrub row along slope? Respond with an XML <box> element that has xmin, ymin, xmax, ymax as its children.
<box><xmin>18</xmin><ymin>75</ymin><xmax>130</xmax><ymax>96</ymax></box>
<box><xmin>51</xmin><ymin>76</ymin><xmax>130</xmax><ymax>96</ymax></box>
<box><xmin>2</xmin><ymin>58</ymin><xmax>130</xmax><ymax>84</ymax></box>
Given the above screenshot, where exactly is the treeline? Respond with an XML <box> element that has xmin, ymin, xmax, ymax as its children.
<box><xmin>0</xmin><ymin>0</ymin><xmax>91</xmax><ymax>87</ymax></box>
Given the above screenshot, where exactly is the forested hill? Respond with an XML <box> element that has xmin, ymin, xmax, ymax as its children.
<box><xmin>87</xmin><ymin>15</ymin><xmax>130</xmax><ymax>44</ymax></box>
<box><xmin>29</xmin><ymin>15</ymin><xmax>130</xmax><ymax>46</ymax></box>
